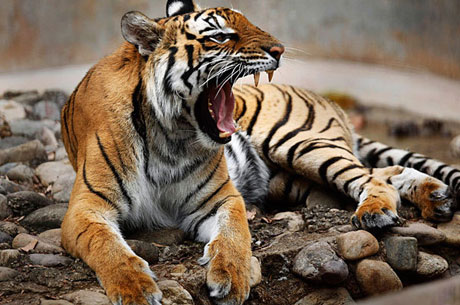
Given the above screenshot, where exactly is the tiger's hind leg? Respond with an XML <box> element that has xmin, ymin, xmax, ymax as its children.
<box><xmin>355</xmin><ymin>135</ymin><xmax>458</xmax><ymax>220</ymax></box>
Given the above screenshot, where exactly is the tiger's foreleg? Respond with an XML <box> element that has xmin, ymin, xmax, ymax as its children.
<box><xmin>62</xmin><ymin>187</ymin><xmax>162</xmax><ymax>305</ymax></box>
<box><xmin>183</xmin><ymin>184</ymin><xmax>251</xmax><ymax>305</ymax></box>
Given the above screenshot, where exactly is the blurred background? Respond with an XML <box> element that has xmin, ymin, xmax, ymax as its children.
<box><xmin>0</xmin><ymin>0</ymin><xmax>459</xmax><ymax>162</ymax></box>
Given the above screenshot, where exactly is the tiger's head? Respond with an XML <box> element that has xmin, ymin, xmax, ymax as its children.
<box><xmin>121</xmin><ymin>0</ymin><xmax>284</xmax><ymax>147</ymax></box>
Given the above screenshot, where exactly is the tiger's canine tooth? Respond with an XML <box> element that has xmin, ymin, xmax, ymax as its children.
<box><xmin>219</xmin><ymin>131</ymin><xmax>231</xmax><ymax>138</ymax></box>
<box><xmin>254</xmin><ymin>72</ymin><xmax>260</xmax><ymax>87</ymax></box>
<box><xmin>267</xmin><ymin>70</ymin><xmax>274</xmax><ymax>82</ymax></box>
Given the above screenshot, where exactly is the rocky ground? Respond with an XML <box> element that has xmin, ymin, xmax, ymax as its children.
<box><xmin>0</xmin><ymin>90</ymin><xmax>460</xmax><ymax>305</ymax></box>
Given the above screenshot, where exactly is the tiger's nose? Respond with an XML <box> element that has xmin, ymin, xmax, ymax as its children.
<box><xmin>268</xmin><ymin>45</ymin><xmax>285</xmax><ymax>61</ymax></box>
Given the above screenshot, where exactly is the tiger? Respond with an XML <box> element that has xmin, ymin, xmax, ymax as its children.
<box><xmin>60</xmin><ymin>0</ymin><xmax>460</xmax><ymax>304</ymax></box>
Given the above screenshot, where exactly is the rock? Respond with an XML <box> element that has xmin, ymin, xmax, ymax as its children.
<box><xmin>170</xmin><ymin>264</ymin><xmax>187</xmax><ymax>277</ymax></box>
<box><xmin>250</xmin><ymin>256</ymin><xmax>262</xmax><ymax>287</ymax></box>
<box><xmin>126</xmin><ymin>240</ymin><xmax>159</xmax><ymax>264</ymax></box>
<box><xmin>29</xmin><ymin>254</ymin><xmax>73</xmax><ymax>267</ymax></box>
<box><xmin>384</xmin><ymin>236</ymin><xmax>418</xmax><ymax>271</ymax></box>
<box><xmin>20</xmin><ymin>203</ymin><xmax>68</xmax><ymax>232</ymax></box>
<box><xmin>62</xmin><ymin>290</ymin><xmax>111</xmax><ymax>305</ymax></box>
<box><xmin>6</xmin><ymin>164</ymin><xmax>35</xmax><ymax>182</ymax></box>
<box><xmin>39</xmin><ymin>127</ymin><xmax>58</xmax><ymax>148</ymax></box>
<box><xmin>272</xmin><ymin>211</ymin><xmax>305</xmax><ymax>232</ymax></box>
<box><xmin>0</xmin><ymin>231</ymin><xmax>12</xmax><ymax>244</ymax></box>
<box><xmin>40</xmin><ymin>299</ymin><xmax>74</xmax><ymax>305</ymax></box>
<box><xmin>438</xmin><ymin>212</ymin><xmax>460</xmax><ymax>245</ymax></box>
<box><xmin>5</xmin><ymin>90</ymin><xmax>41</xmax><ymax>105</ymax></box>
<box><xmin>35</xmin><ymin>160</ymin><xmax>74</xmax><ymax>186</ymax></box>
<box><xmin>356</xmin><ymin>259</ymin><xmax>402</xmax><ymax>296</ymax></box>
<box><xmin>33</xmin><ymin>101</ymin><xmax>61</xmax><ymax>121</ymax></box>
<box><xmin>391</xmin><ymin>223</ymin><xmax>446</xmax><ymax>246</ymax></box>
<box><xmin>0</xmin><ymin>221</ymin><xmax>28</xmax><ymax>236</ymax></box>
<box><xmin>294</xmin><ymin>287</ymin><xmax>355</xmax><ymax>305</ymax></box>
<box><xmin>9</xmin><ymin>119</ymin><xmax>56</xmax><ymax>138</ymax></box>
<box><xmin>0</xmin><ymin>140</ymin><xmax>47</xmax><ymax>166</ymax></box>
<box><xmin>0</xmin><ymin>194</ymin><xmax>13</xmax><ymax>220</ymax></box>
<box><xmin>127</xmin><ymin>228</ymin><xmax>186</xmax><ymax>246</ymax></box>
<box><xmin>336</xmin><ymin>230</ymin><xmax>379</xmax><ymax>260</ymax></box>
<box><xmin>42</xmin><ymin>89</ymin><xmax>69</xmax><ymax>109</ymax></box>
<box><xmin>0</xmin><ymin>162</ymin><xmax>19</xmax><ymax>175</ymax></box>
<box><xmin>292</xmin><ymin>241</ymin><xmax>348</xmax><ymax>285</ymax></box>
<box><xmin>12</xmin><ymin>233</ymin><xmax>64</xmax><ymax>254</ymax></box>
<box><xmin>0</xmin><ymin>99</ymin><xmax>26</xmax><ymax>121</ymax></box>
<box><xmin>0</xmin><ymin>249</ymin><xmax>21</xmax><ymax>266</ymax></box>
<box><xmin>0</xmin><ymin>266</ymin><xmax>20</xmax><ymax>281</ymax></box>
<box><xmin>7</xmin><ymin>191</ymin><xmax>53</xmax><ymax>216</ymax></box>
<box><xmin>306</xmin><ymin>186</ymin><xmax>343</xmax><ymax>209</ymax></box>
<box><xmin>0</xmin><ymin>113</ymin><xmax>11</xmax><ymax>138</ymax></box>
<box><xmin>0</xmin><ymin>178</ymin><xmax>27</xmax><ymax>195</ymax></box>
<box><xmin>54</xmin><ymin>147</ymin><xmax>68</xmax><ymax>161</ymax></box>
<box><xmin>0</xmin><ymin>136</ymin><xmax>28</xmax><ymax>150</ymax></box>
<box><xmin>157</xmin><ymin>280</ymin><xmax>194</xmax><ymax>305</ymax></box>
<box><xmin>38</xmin><ymin>229</ymin><xmax>62</xmax><ymax>247</ymax></box>
<box><xmin>451</xmin><ymin>135</ymin><xmax>460</xmax><ymax>158</ymax></box>
<box><xmin>416</xmin><ymin>252</ymin><xmax>448</xmax><ymax>278</ymax></box>
<box><xmin>52</xmin><ymin>172</ymin><xmax>76</xmax><ymax>202</ymax></box>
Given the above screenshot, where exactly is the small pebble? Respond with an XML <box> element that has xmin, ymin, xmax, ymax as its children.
<box><xmin>0</xmin><ymin>266</ymin><xmax>20</xmax><ymax>281</ymax></box>
<box><xmin>416</xmin><ymin>251</ymin><xmax>448</xmax><ymax>278</ymax></box>
<box><xmin>29</xmin><ymin>253</ymin><xmax>73</xmax><ymax>267</ymax></box>
<box><xmin>384</xmin><ymin>236</ymin><xmax>418</xmax><ymax>271</ymax></box>
<box><xmin>336</xmin><ymin>230</ymin><xmax>379</xmax><ymax>260</ymax></box>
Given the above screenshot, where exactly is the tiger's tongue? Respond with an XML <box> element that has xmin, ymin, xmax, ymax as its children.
<box><xmin>209</xmin><ymin>82</ymin><xmax>235</xmax><ymax>135</ymax></box>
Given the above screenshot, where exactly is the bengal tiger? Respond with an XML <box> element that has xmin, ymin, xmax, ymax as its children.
<box><xmin>60</xmin><ymin>0</ymin><xmax>459</xmax><ymax>304</ymax></box>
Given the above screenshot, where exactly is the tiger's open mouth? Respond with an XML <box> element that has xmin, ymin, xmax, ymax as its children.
<box><xmin>195</xmin><ymin>70</ymin><xmax>275</xmax><ymax>144</ymax></box>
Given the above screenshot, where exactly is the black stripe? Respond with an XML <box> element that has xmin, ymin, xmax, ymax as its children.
<box><xmin>452</xmin><ymin>176</ymin><xmax>460</xmax><ymax>189</ymax></box>
<box><xmin>413</xmin><ymin>159</ymin><xmax>428</xmax><ymax>171</ymax></box>
<box><xmin>82</xmin><ymin>160</ymin><xmax>118</xmax><ymax>211</ymax></box>
<box><xmin>386</xmin><ymin>156</ymin><xmax>394</xmax><ymax>166</ymax></box>
<box><xmin>164</xmin><ymin>47</ymin><xmax>179</xmax><ymax>96</ymax></box>
<box><xmin>261</xmin><ymin>87</ymin><xmax>292</xmax><ymax>163</ymax></box>
<box><xmin>299</xmin><ymin>186</ymin><xmax>312</xmax><ymax>204</ymax></box>
<box><xmin>367</xmin><ymin>147</ymin><xmax>393</xmax><ymax>167</ymax></box>
<box><xmin>318</xmin><ymin>118</ymin><xmax>340</xmax><ymax>133</ymax></box>
<box><xmin>246</xmin><ymin>90</ymin><xmax>263</xmax><ymax>136</ymax></box>
<box><xmin>343</xmin><ymin>175</ymin><xmax>365</xmax><ymax>194</ymax></box>
<box><xmin>96</xmin><ymin>134</ymin><xmax>133</xmax><ymax>207</ymax></box>
<box><xmin>295</xmin><ymin>143</ymin><xmax>353</xmax><ymax>161</ymax></box>
<box><xmin>360</xmin><ymin>140</ymin><xmax>375</xmax><ymax>148</ymax></box>
<box><xmin>332</xmin><ymin>164</ymin><xmax>363</xmax><ymax>182</ymax></box>
<box><xmin>190</xmin><ymin>177</ymin><xmax>230</xmax><ymax>215</ymax></box>
<box><xmin>287</xmin><ymin>141</ymin><xmax>304</xmax><ymax>168</ymax></box>
<box><xmin>433</xmin><ymin>164</ymin><xmax>448</xmax><ymax>180</ymax></box>
<box><xmin>235</xmin><ymin>97</ymin><xmax>247</xmax><ymax>122</ymax></box>
<box><xmin>445</xmin><ymin>168</ymin><xmax>460</xmax><ymax>185</ymax></box>
<box><xmin>319</xmin><ymin>157</ymin><xmax>347</xmax><ymax>185</ymax></box>
<box><xmin>398</xmin><ymin>152</ymin><xmax>414</xmax><ymax>166</ymax></box>
<box><xmin>283</xmin><ymin>175</ymin><xmax>296</xmax><ymax>200</ymax></box>
<box><xmin>182</xmin><ymin>44</ymin><xmax>195</xmax><ymax>95</ymax></box>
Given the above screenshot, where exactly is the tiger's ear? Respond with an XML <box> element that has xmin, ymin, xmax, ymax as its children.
<box><xmin>166</xmin><ymin>0</ymin><xmax>200</xmax><ymax>17</ymax></box>
<box><xmin>121</xmin><ymin>11</ymin><xmax>164</xmax><ymax>56</ymax></box>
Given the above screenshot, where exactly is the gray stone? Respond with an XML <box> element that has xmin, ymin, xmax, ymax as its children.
<box><xmin>0</xmin><ymin>99</ymin><xmax>26</xmax><ymax>121</ymax></box>
<box><xmin>6</xmin><ymin>164</ymin><xmax>35</xmax><ymax>182</ymax></box>
<box><xmin>52</xmin><ymin>172</ymin><xmax>76</xmax><ymax>202</ymax></box>
<box><xmin>7</xmin><ymin>191</ymin><xmax>53</xmax><ymax>216</ymax></box>
<box><xmin>336</xmin><ymin>230</ymin><xmax>379</xmax><ymax>260</ymax></box>
<box><xmin>7</xmin><ymin>91</ymin><xmax>41</xmax><ymax>105</ymax></box>
<box><xmin>0</xmin><ymin>136</ymin><xmax>28</xmax><ymax>150</ymax></box>
<box><xmin>20</xmin><ymin>203</ymin><xmax>68</xmax><ymax>232</ymax></box>
<box><xmin>0</xmin><ymin>231</ymin><xmax>12</xmax><ymax>244</ymax></box>
<box><xmin>42</xmin><ymin>90</ymin><xmax>69</xmax><ymax>109</ymax></box>
<box><xmin>356</xmin><ymin>259</ymin><xmax>402</xmax><ymax>296</ymax></box>
<box><xmin>12</xmin><ymin>233</ymin><xmax>64</xmax><ymax>254</ymax></box>
<box><xmin>0</xmin><ymin>178</ymin><xmax>27</xmax><ymax>195</ymax></box>
<box><xmin>294</xmin><ymin>287</ymin><xmax>355</xmax><ymax>305</ymax></box>
<box><xmin>272</xmin><ymin>211</ymin><xmax>305</xmax><ymax>232</ymax></box>
<box><xmin>35</xmin><ymin>160</ymin><xmax>74</xmax><ymax>186</ymax></box>
<box><xmin>126</xmin><ymin>240</ymin><xmax>159</xmax><ymax>264</ymax></box>
<box><xmin>54</xmin><ymin>147</ymin><xmax>68</xmax><ymax>161</ymax></box>
<box><xmin>438</xmin><ymin>212</ymin><xmax>460</xmax><ymax>245</ymax></box>
<box><xmin>0</xmin><ymin>194</ymin><xmax>13</xmax><ymax>220</ymax></box>
<box><xmin>0</xmin><ymin>162</ymin><xmax>19</xmax><ymax>175</ymax></box>
<box><xmin>158</xmin><ymin>280</ymin><xmax>194</xmax><ymax>305</ymax></box>
<box><xmin>39</xmin><ymin>127</ymin><xmax>58</xmax><ymax>148</ymax></box>
<box><xmin>249</xmin><ymin>256</ymin><xmax>262</xmax><ymax>287</ymax></box>
<box><xmin>391</xmin><ymin>223</ymin><xmax>446</xmax><ymax>246</ymax></box>
<box><xmin>384</xmin><ymin>236</ymin><xmax>418</xmax><ymax>271</ymax></box>
<box><xmin>29</xmin><ymin>253</ymin><xmax>73</xmax><ymax>267</ymax></box>
<box><xmin>9</xmin><ymin>119</ymin><xmax>56</xmax><ymax>138</ymax></box>
<box><xmin>0</xmin><ymin>221</ymin><xmax>28</xmax><ymax>236</ymax></box>
<box><xmin>416</xmin><ymin>251</ymin><xmax>448</xmax><ymax>278</ymax></box>
<box><xmin>33</xmin><ymin>100</ymin><xmax>61</xmax><ymax>121</ymax></box>
<box><xmin>38</xmin><ymin>229</ymin><xmax>62</xmax><ymax>247</ymax></box>
<box><xmin>0</xmin><ymin>266</ymin><xmax>20</xmax><ymax>281</ymax></box>
<box><xmin>40</xmin><ymin>299</ymin><xmax>74</xmax><ymax>305</ymax></box>
<box><xmin>0</xmin><ymin>140</ymin><xmax>47</xmax><ymax>166</ymax></box>
<box><xmin>62</xmin><ymin>290</ymin><xmax>111</xmax><ymax>305</ymax></box>
<box><xmin>0</xmin><ymin>249</ymin><xmax>21</xmax><ymax>266</ymax></box>
<box><xmin>451</xmin><ymin>135</ymin><xmax>460</xmax><ymax>158</ymax></box>
<box><xmin>292</xmin><ymin>241</ymin><xmax>348</xmax><ymax>285</ymax></box>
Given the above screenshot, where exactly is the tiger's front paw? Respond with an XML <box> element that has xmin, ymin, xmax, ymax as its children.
<box><xmin>416</xmin><ymin>185</ymin><xmax>456</xmax><ymax>222</ymax></box>
<box><xmin>200</xmin><ymin>239</ymin><xmax>251</xmax><ymax>305</ymax></box>
<box><xmin>352</xmin><ymin>196</ymin><xmax>401</xmax><ymax>230</ymax></box>
<box><xmin>99</xmin><ymin>256</ymin><xmax>162</xmax><ymax>305</ymax></box>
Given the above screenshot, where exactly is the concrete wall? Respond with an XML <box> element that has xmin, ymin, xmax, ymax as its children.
<box><xmin>1</xmin><ymin>0</ymin><xmax>460</xmax><ymax>79</ymax></box>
